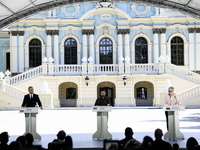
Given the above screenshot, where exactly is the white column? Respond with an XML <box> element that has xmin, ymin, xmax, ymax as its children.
<box><xmin>196</xmin><ymin>30</ymin><xmax>200</xmax><ymax>71</ymax></box>
<box><xmin>53</xmin><ymin>10</ymin><xmax>56</xmax><ymax>17</ymax></box>
<box><xmin>160</xmin><ymin>29</ymin><xmax>166</xmax><ymax>58</ymax></box>
<box><xmin>117</xmin><ymin>30</ymin><xmax>123</xmax><ymax>63</ymax></box>
<box><xmin>46</xmin><ymin>31</ymin><xmax>52</xmax><ymax>60</ymax></box>
<box><xmin>189</xmin><ymin>29</ymin><xmax>194</xmax><ymax>70</ymax></box>
<box><xmin>82</xmin><ymin>31</ymin><xmax>87</xmax><ymax>63</ymax></box>
<box><xmin>10</xmin><ymin>32</ymin><xmax>17</xmax><ymax>73</ymax></box>
<box><xmin>124</xmin><ymin>29</ymin><xmax>130</xmax><ymax>60</ymax></box>
<box><xmin>19</xmin><ymin>33</ymin><xmax>24</xmax><ymax>72</ymax></box>
<box><xmin>89</xmin><ymin>31</ymin><xmax>94</xmax><ymax>61</ymax></box>
<box><xmin>153</xmin><ymin>29</ymin><xmax>159</xmax><ymax>63</ymax></box>
<box><xmin>47</xmin><ymin>10</ymin><xmax>51</xmax><ymax>17</ymax></box>
<box><xmin>54</xmin><ymin>31</ymin><xmax>59</xmax><ymax>65</ymax></box>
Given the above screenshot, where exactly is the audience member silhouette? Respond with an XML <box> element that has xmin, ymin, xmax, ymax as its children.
<box><xmin>16</xmin><ymin>135</ymin><xmax>26</xmax><ymax>147</ymax></box>
<box><xmin>152</xmin><ymin>128</ymin><xmax>172</xmax><ymax>150</ymax></box>
<box><xmin>120</xmin><ymin>127</ymin><xmax>141</xmax><ymax>149</ymax></box>
<box><xmin>140</xmin><ymin>136</ymin><xmax>154</xmax><ymax>150</ymax></box>
<box><xmin>9</xmin><ymin>141</ymin><xmax>21</xmax><ymax>150</ymax></box>
<box><xmin>0</xmin><ymin>132</ymin><xmax>9</xmax><ymax>150</ymax></box>
<box><xmin>173</xmin><ymin>143</ymin><xmax>179</xmax><ymax>150</ymax></box>
<box><xmin>62</xmin><ymin>136</ymin><xmax>73</xmax><ymax>150</ymax></box>
<box><xmin>53</xmin><ymin>130</ymin><xmax>66</xmax><ymax>142</ymax></box>
<box><xmin>25</xmin><ymin>133</ymin><xmax>34</xmax><ymax>147</ymax></box>
<box><xmin>186</xmin><ymin>137</ymin><xmax>199</xmax><ymax>150</ymax></box>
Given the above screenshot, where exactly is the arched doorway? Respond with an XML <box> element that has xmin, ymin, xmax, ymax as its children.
<box><xmin>59</xmin><ymin>82</ymin><xmax>78</xmax><ymax>107</ymax></box>
<box><xmin>134</xmin><ymin>81</ymin><xmax>154</xmax><ymax>106</ymax></box>
<box><xmin>97</xmin><ymin>82</ymin><xmax>116</xmax><ymax>106</ymax></box>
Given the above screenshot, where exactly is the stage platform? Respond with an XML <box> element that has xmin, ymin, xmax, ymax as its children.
<box><xmin>0</xmin><ymin>107</ymin><xmax>200</xmax><ymax>149</ymax></box>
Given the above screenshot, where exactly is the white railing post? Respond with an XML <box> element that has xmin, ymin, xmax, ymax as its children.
<box><xmin>39</xmin><ymin>93</ymin><xmax>54</xmax><ymax>108</ymax></box>
<box><xmin>0</xmin><ymin>79</ymin><xmax>5</xmax><ymax>94</ymax></box>
<box><xmin>4</xmin><ymin>70</ymin><xmax>11</xmax><ymax>84</ymax></box>
<box><xmin>125</xmin><ymin>56</ymin><xmax>130</xmax><ymax>74</ymax></box>
<box><xmin>82</xmin><ymin>57</ymin><xmax>87</xmax><ymax>75</ymax></box>
<box><xmin>158</xmin><ymin>56</ymin><xmax>165</xmax><ymax>74</ymax></box>
<box><xmin>42</xmin><ymin>57</ymin><xmax>48</xmax><ymax>75</ymax></box>
<box><xmin>48</xmin><ymin>57</ymin><xmax>54</xmax><ymax>75</ymax></box>
<box><xmin>119</xmin><ymin>56</ymin><xmax>124</xmax><ymax>74</ymax></box>
<box><xmin>88</xmin><ymin>57</ymin><xmax>94</xmax><ymax>75</ymax></box>
<box><xmin>164</xmin><ymin>55</ymin><xmax>171</xmax><ymax>74</ymax></box>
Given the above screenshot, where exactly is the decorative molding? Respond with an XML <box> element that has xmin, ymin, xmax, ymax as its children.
<box><xmin>95</xmin><ymin>1</ymin><xmax>115</xmax><ymax>9</ymax></box>
<box><xmin>131</xmin><ymin>28</ymin><xmax>153</xmax><ymax>43</ymax></box>
<box><xmin>117</xmin><ymin>29</ymin><xmax>130</xmax><ymax>34</ymax></box>
<box><xmin>62</xmin><ymin>4</ymin><xmax>80</xmax><ymax>17</ymax></box>
<box><xmin>188</xmin><ymin>28</ymin><xmax>200</xmax><ymax>33</ymax></box>
<box><xmin>11</xmin><ymin>31</ymin><xmax>24</xmax><ymax>36</ymax></box>
<box><xmin>166</xmin><ymin>28</ymin><xmax>189</xmax><ymax>42</ymax></box>
<box><xmin>153</xmin><ymin>28</ymin><xmax>166</xmax><ymax>34</ymax></box>
<box><xmin>131</xmin><ymin>4</ymin><xmax>150</xmax><ymax>16</ymax></box>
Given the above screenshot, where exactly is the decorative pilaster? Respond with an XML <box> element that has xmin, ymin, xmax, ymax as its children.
<box><xmin>82</xmin><ymin>29</ymin><xmax>88</xmax><ymax>64</ymax></box>
<box><xmin>46</xmin><ymin>30</ymin><xmax>53</xmax><ymax>60</ymax></box>
<box><xmin>117</xmin><ymin>29</ymin><xmax>123</xmax><ymax>64</ymax></box>
<box><xmin>153</xmin><ymin>29</ymin><xmax>159</xmax><ymax>63</ymax></box>
<box><xmin>188</xmin><ymin>28</ymin><xmax>195</xmax><ymax>70</ymax></box>
<box><xmin>89</xmin><ymin>29</ymin><xmax>94</xmax><ymax>64</ymax></box>
<box><xmin>53</xmin><ymin>30</ymin><xmax>59</xmax><ymax>65</ymax></box>
<box><xmin>160</xmin><ymin>28</ymin><xmax>166</xmax><ymax>58</ymax></box>
<box><xmin>124</xmin><ymin>29</ymin><xmax>130</xmax><ymax>61</ymax></box>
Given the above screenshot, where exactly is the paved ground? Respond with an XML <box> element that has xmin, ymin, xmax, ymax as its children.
<box><xmin>0</xmin><ymin>107</ymin><xmax>200</xmax><ymax>149</ymax></box>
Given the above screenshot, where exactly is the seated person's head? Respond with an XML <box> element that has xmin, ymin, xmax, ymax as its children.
<box><xmin>173</xmin><ymin>143</ymin><xmax>179</xmax><ymax>150</ymax></box>
<box><xmin>0</xmin><ymin>132</ymin><xmax>9</xmax><ymax>144</ymax></box>
<box><xmin>140</xmin><ymin>136</ymin><xmax>153</xmax><ymax>150</ymax></box>
<box><xmin>16</xmin><ymin>136</ymin><xmax>26</xmax><ymax>146</ymax></box>
<box><xmin>187</xmin><ymin>137</ymin><xmax>198</xmax><ymax>150</ymax></box>
<box><xmin>63</xmin><ymin>135</ymin><xmax>73</xmax><ymax>149</ymax></box>
<box><xmin>9</xmin><ymin>141</ymin><xmax>21</xmax><ymax>150</ymax></box>
<box><xmin>25</xmin><ymin>133</ymin><xmax>34</xmax><ymax>145</ymax></box>
<box><xmin>57</xmin><ymin>130</ymin><xmax>66</xmax><ymax>141</ymax></box>
<box><xmin>154</xmin><ymin>128</ymin><xmax>163</xmax><ymax>140</ymax></box>
<box><xmin>125</xmin><ymin>127</ymin><xmax>133</xmax><ymax>137</ymax></box>
<box><xmin>125</xmin><ymin>139</ymin><xmax>140</xmax><ymax>149</ymax></box>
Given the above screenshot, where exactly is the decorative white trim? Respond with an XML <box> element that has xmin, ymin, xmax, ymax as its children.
<box><xmin>62</xmin><ymin>4</ymin><xmax>80</xmax><ymax>17</ymax></box>
<box><xmin>60</xmin><ymin>34</ymin><xmax>81</xmax><ymax>65</ymax></box>
<box><xmin>95</xmin><ymin>34</ymin><xmax>117</xmax><ymax>64</ymax></box>
<box><xmin>167</xmin><ymin>33</ymin><xmax>188</xmax><ymax>66</ymax></box>
<box><xmin>25</xmin><ymin>35</ymin><xmax>45</xmax><ymax>69</ymax></box>
<box><xmin>131</xmin><ymin>4</ymin><xmax>150</xmax><ymax>16</ymax></box>
<box><xmin>131</xmin><ymin>33</ymin><xmax>152</xmax><ymax>64</ymax></box>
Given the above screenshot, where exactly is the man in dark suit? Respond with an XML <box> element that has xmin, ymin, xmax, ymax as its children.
<box><xmin>21</xmin><ymin>86</ymin><xmax>42</xmax><ymax>109</ymax></box>
<box><xmin>94</xmin><ymin>89</ymin><xmax>111</xmax><ymax>106</ymax></box>
<box><xmin>152</xmin><ymin>128</ymin><xmax>172</xmax><ymax>150</ymax></box>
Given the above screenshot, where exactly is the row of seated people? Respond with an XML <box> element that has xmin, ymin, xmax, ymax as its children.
<box><xmin>0</xmin><ymin>128</ymin><xmax>199</xmax><ymax>150</ymax></box>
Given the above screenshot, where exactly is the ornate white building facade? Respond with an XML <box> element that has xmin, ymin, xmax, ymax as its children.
<box><xmin>0</xmin><ymin>2</ymin><xmax>200</xmax><ymax>108</ymax></box>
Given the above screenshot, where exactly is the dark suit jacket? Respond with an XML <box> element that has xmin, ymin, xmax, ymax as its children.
<box><xmin>21</xmin><ymin>94</ymin><xmax>42</xmax><ymax>107</ymax></box>
<box><xmin>94</xmin><ymin>96</ymin><xmax>111</xmax><ymax>106</ymax></box>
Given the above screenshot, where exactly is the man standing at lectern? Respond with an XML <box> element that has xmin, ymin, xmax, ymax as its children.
<box><xmin>21</xmin><ymin>86</ymin><xmax>43</xmax><ymax>109</ymax></box>
<box><xmin>94</xmin><ymin>89</ymin><xmax>111</xmax><ymax>106</ymax></box>
<box><xmin>163</xmin><ymin>86</ymin><xmax>180</xmax><ymax>130</ymax></box>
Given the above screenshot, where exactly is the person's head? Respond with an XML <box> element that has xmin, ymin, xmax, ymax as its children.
<box><xmin>140</xmin><ymin>136</ymin><xmax>153</xmax><ymax>150</ymax></box>
<box><xmin>168</xmin><ymin>86</ymin><xmax>174</xmax><ymax>95</ymax></box>
<box><xmin>16</xmin><ymin>136</ymin><xmax>26</xmax><ymax>146</ymax></box>
<box><xmin>173</xmin><ymin>143</ymin><xmax>179</xmax><ymax>150</ymax></box>
<box><xmin>9</xmin><ymin>141</ymin><xmax>21</xmax><ymax>150</ymax></box>
<box><xmin>186</xmin><ymin>137</ymin><xmax>198</xmax><ymax>150</ymax></box>
<box><xmin>125</xmin><ymin>127</ymin><xmax>133</xmax><ymax>137</ymax></box>
<box><xmin>25</xmin><ymin>133</ymin><xmax>34</xmax><ymax>146</ymax></box>
<box><xmin>100</xmin><ymin>89</ymin><xmax>106</xmax><ymax>97</ymax></box>
<box><xmin>28</xmin><ymin>86</ymin><xmax>34</xmax><ymax>94</ymax></box>
<box><xmin>63</xmin><ymin>135</ymin><xmax>73</xmax><ymax>149</ymax></box>
<box><xmin>0</xmin><ymin>132</ymin><xmax>9</xmax><ymax>144</ymax></box>
<box><xmin>57</xmin><ymin>130</ymin><xmax>66</xmax><ymax>141</ymax></box>
<box><xmin>154</xmin><ymin>128</ymin><xmax>163</xmax><ymax>140</ymax></box>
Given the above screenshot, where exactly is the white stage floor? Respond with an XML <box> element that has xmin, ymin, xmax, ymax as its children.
<box><xmin>0</xmin><ymin>107</ymin><xmax>200</xmax><ymax>149</ymax></box>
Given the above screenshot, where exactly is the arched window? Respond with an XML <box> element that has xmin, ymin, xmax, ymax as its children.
<box><xmin>171</xmin><ymin>36</ymin><xmax>184</xmax><ymax>65</ymax></box>
<box><xmin>65</xmin><ymin>38</ymin><xmax>77</xmax><ymax>64</ymax></box>
<box><xmin>99</xmin><ymin>38</ymin><xmax>113</xmax><ymax>64</ymax></box>
<box><xmin>29</xmin><ymin>39</ymin><xmax>42</xmax><ymax>67</ymax></box>
<box><xmin>137</xmin><ymin>87</ymin><xmax>147</xmax><ymax>99</ymax></box>
<box><xmin>66</xmin><ymin>88</ymin><xmax>76</xmax><ymax>99</ymax></box>
<box><xmin>135</xmin><ymin>37</ymin><xmax>148</xmax><ymax>64</ymax></box>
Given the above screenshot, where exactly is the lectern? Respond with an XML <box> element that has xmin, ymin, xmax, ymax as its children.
<box><xmin>19</xmin><ymin>107</ymin><xmax>41</xmax><ymax>140</ymax></box>
<box><xmin>163</xmin><ymin>106</ymin><xmax>185</xmax><ymax>140</ymax></box>
<box><xmin>92</xmin><ymin>106</ymin><xmax>112</xmax><ymax>140</ymax></box>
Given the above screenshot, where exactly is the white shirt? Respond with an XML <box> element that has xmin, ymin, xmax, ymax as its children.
<box><xmin>29</xmin><ymin>94</ymin><xmax>33</xmax><ymax>99</ymax></box>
